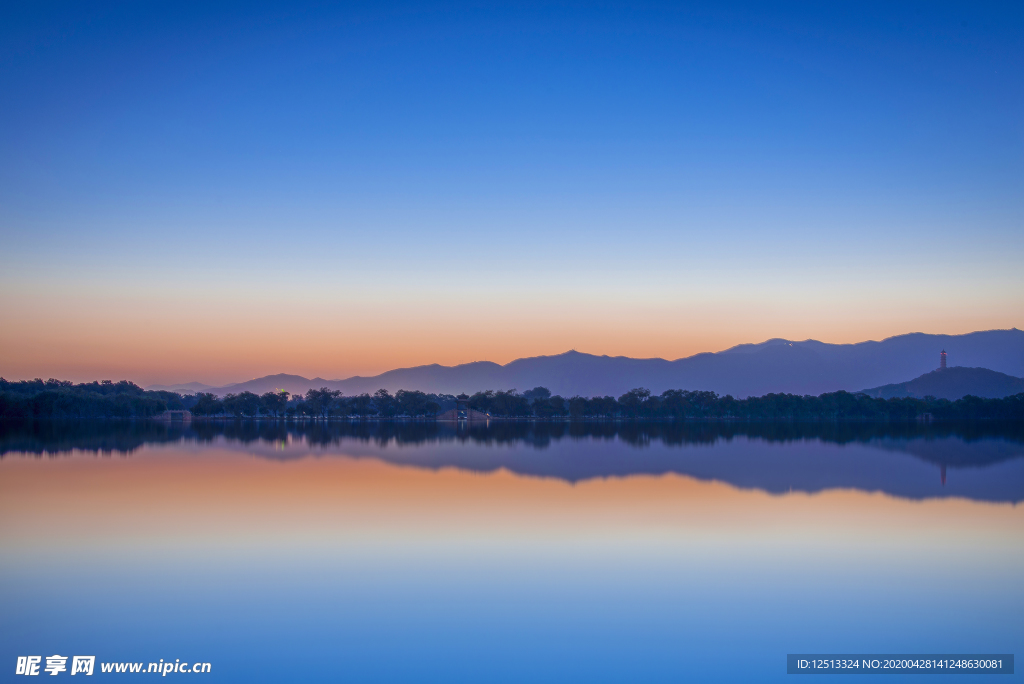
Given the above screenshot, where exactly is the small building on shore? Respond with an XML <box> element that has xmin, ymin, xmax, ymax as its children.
<box><xmin>436</xmin><ymin>393</ymin><xmax>490</xmax><ymax>421</ymax></box>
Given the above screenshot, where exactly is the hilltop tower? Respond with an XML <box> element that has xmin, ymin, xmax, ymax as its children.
<box><xmin>940</xmin><ymin>350</ymin><xmax>947</xmax><ymax>370</ymax></box>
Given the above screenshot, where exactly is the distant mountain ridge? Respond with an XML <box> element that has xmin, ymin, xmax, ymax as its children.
<box><xmin>860</xmin><ymin>366</ymin><xmax>1024</xmax><ymax>400</ymax></box>
<box><xmin>147</xmin><ymin>381</ymin><xmax>216</xmax><ymax>393</ymax></box>
<box><xmin>154</xmin><ymin>328</ymin><xmax>1024</xmax><ymax>399</ymax></box>
<box><xmin>164</xmin><ymin>374</ymin><xmax>335</xmax><ymax>398</ymax></box>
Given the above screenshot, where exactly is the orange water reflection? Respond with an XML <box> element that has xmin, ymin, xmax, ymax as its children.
<box><xmin>3</xmin><ymin>447</ymin><xmax>1020</xmax><ymax>554</ymax></box>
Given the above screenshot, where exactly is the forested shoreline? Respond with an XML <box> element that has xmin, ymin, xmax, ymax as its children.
<box><xmin>2</xmin><ymin>378</ymin><xmax>1022</xmax><ymax>421</ymax></box>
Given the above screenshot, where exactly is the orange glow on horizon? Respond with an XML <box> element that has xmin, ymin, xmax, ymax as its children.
<box><xmin>1</xmin><ymin>289</ymin><xmax>1016</xmax><ymax>387</ymax></box>
<box><xmin>2</xmin><ymin>262</ymin><xmax>1021</xmax><ymax>385</ymax></box>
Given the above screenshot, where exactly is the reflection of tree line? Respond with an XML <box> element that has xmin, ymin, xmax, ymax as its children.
<box><xmin>3</xmin><ymin>420</ymin><xmax>1023</xmax><ymax>464</ymax></box>
<box><xmin>0</xmin><ymin>419</ymin><xmax>174</xmax><ymax>455</ymax></box>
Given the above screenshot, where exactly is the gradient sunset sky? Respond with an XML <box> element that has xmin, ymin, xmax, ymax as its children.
<box><xmin>1</xmin><ymin>2</ymin><xmax>1021</xmax><ymax>386</ymax></box>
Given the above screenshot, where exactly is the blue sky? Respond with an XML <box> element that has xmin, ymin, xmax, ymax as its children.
<box><xmin>1</xmin><ymin>1</ymin><xmax>1021</xmax><ymax>383</ymax></box>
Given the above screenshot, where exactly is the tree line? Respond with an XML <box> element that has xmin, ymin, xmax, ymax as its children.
<box><xmin>2</xmin><ymin>377</ymin><xmax>1023</xmax><ymax>421</ymax></box>
<box><xmin>467</xmin><ymin>386</ymin><xmax>1024</xmax><ymax>421</ymax></box>
<box><xmin>0</xmin><ymin>379</ymin><xmax>184</xmax><ymax>419</ymax></box>
<box><xmin>190</xmin><ymin>388</ymin><xmax>447</xmax><ymax>418</ymax></box>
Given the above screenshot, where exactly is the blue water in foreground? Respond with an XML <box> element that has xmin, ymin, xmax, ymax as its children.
<box><xmin>0</xmin><ymin>421</ymin><xmax>1021</xmax><ymax>682</ymax></box>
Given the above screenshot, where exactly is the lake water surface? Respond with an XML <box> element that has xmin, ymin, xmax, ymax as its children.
<box><xmin>1</xmin><ymin>421</ymin><xmax>1021</xmax><ymax>682</ymax></box>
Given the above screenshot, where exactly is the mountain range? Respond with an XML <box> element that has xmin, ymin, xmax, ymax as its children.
<box><xmin>148</xmin><ymin>328</ymin><xmax>1024</xmax><ymax>399</ymax></box>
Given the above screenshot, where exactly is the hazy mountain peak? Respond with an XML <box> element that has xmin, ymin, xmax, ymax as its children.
<box><xmin>146</xmin><ymin>381</ymin><xmax>214</xmax><ymax>392</ymax></box>
<box><xmin>719</xmin><ymin>338</ymin><xmax>798</xmax><ymax>354</ymax></box>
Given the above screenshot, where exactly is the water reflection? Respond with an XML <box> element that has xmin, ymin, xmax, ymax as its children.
<box><xmin>1</xmin><ymin>420</ymin><xmax>1021</xmax><ymax>683</ymax></box>
<box><xmin>2</xmin><ymin>419</ymin><xmax>1022</xmax><ymax>502</ymax></box>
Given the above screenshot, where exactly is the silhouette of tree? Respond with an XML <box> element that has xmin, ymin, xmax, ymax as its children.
<box><xmin>305</xmin><ymin>388</ymin><xmax>342</xmax><ymax>419</ymax></box>
<box><xmin>373</xmin><ymin>389</ymin><xmax>394</xmax><ymax>417</ymax></box>
<box><xmin>260</xmin><ymin>391</ymin><xmax>289</xmax><ymax>417</ymax></box>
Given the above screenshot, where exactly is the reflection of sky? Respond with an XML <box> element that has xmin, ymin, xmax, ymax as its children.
<box><xmin>1</xmin><ymin>443</ymin><xmax>1021</xmax><ymax>682</ymax></box>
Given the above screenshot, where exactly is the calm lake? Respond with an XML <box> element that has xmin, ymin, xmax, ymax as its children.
<box><xmin>1</xmin><ymin>421</ymin><xmax>1021</xmax><ymax>682</ymax></box>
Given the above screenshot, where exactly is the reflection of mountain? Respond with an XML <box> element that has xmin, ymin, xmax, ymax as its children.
<box><xmin>867</xmin><ymin>435</ymin><xmax>1024</xmax><ymax>467</ymax></box>
<box><xmin>3</xmin><ymin>420</ymin><xmax>1023</xmax><ymax>503</ymax></box>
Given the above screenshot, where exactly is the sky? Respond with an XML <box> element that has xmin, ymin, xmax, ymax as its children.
<box><xmin>1</xmin><ymin>1</ymin><xmax>1022</xmax><ymax>386</ymax></box>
